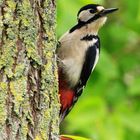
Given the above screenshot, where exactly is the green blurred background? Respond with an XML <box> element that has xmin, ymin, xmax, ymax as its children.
<box><xmin>57</xmin><ymin>0</ymin><xmax>140</xmax><ymax>140</ymax></box>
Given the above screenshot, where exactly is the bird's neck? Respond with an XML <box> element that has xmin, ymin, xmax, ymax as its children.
<box><xmin>79</xmin><ymin>24</ymin><xmax>99</xmax><ymax>36</ymax></box>
<box><xmin>81</xmin><ymin>17</ymin><xmax>107</xmax><ymax>35</ymax></box>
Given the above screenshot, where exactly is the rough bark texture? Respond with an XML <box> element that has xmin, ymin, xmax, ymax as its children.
<box><xmin>0</xmin><ymin>0</ymin><xmax>59</xmax><ymax>139</ymax></box>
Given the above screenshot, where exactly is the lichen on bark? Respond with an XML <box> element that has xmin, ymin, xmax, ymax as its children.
<box><xmin>0</xmin><ymin>0</ymin><xmax>59</xmax><ymax>139</ymax></box>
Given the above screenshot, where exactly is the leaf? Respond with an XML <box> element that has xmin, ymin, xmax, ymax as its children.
<box><xmin>61</xmin><ymin>135</ymin><xmax>91</xmax><ymax>140</ymax></box>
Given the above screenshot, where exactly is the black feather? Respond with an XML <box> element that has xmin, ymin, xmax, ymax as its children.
<box><xmin>77</xmin><ymin>4</ymin><xmax>100</xmax><ymax>16</ymax></box>
<box><xmin>81</xmin><ymin>34</ymin><xmax>98</xmax><ymax>41</ymax></box>
<box><xmin>75</xmin><ymin>37</ymin><xmax>100</xmax><ymax>96</ymax></box>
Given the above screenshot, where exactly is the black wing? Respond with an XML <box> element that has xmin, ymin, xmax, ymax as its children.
<box><xmin>75</xmin><ymin>37</ymin><xmax>100</xmax><ymax>96</ymax></box>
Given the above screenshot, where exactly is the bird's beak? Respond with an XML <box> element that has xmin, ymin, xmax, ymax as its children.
<box><xmin>99</xmin><ymin>8</ymin><xmax>118</xmax><ymax>16</ymax></box>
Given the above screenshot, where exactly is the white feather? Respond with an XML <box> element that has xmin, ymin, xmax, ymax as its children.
<box><xmin>92</xmin><ymin>48</ymin><xmax>99</xmax><ymax>71</ymax></box>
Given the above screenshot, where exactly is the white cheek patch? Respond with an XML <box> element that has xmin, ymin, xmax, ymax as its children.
<box><xmin>97</xmin><ymin>6</ymin><xmax>104</xmax><ymax>12</ymax></box>
<box><xmin>78</xmin><ymin>10</ymin><xmax>94</xmax><ymax>22</ymax></box>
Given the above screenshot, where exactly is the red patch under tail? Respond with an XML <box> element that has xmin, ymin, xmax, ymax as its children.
<box><xmin>58</xmin><ymin>70</ymin><xmax>75</xmax><ymax>121</ymax></box>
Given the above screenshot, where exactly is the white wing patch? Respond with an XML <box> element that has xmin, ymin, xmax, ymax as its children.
<box><xmin>87</xmin><ymin>38</ymin><xmax>98</xmax><ymax>46</ymax></box>
<box><xmin>92</xmin><ymin>48</ymin><xmax>99</xmax><ymax>71</ymax></box>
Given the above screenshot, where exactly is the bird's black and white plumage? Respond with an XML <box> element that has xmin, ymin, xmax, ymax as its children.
<box><xmin>57</xmin><ymin>4</ymin><xmax>118</xmax><ymax>121</ymax></box>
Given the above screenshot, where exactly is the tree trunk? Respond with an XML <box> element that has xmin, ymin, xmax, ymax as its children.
<box><xmin>0</xmin><ymin>0</ymin><xmax>59</xmax><ymax>139</ymax></box>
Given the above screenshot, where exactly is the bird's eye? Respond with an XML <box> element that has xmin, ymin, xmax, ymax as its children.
<box><xmin>89</xmin><ymin>9</ymin><xmax>95</xmax><ymax>14</ymax></box>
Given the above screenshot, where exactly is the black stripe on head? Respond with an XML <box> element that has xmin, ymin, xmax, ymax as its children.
<box><xmin>77</xmin><ymin>4</ymin><xmax>100</xmax><ymax>16</ymax></box>
<box><xmin>69</xmin><ymin>12</ymin><xmax>102</xmax><ymax>33</ymax></box>
<box><xmin>81</xmin><ymin>34</ymin><xmax>98</xmax><ymax>41</ymax></box>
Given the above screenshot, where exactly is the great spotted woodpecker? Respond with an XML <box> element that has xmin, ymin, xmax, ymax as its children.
<box><xmin>57</xmin><ymin>4</ymin><xmax>118</xmax><ymax>121</ymax></box>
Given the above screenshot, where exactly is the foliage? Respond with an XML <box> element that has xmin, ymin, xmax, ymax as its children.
<box><xmin>61</xmin><ymin>135</ymin><xmax>90</xmax><ymax>140</ymax></box>
<box><xmin>57</xmin><ymin>0</ymin><xmax>140</xmax><ymax>140</ymax></box>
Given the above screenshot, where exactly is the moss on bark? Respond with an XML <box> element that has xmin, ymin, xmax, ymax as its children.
<box><xmin>0</xmin><ymin>0</ymin><xmax>59</xmax><ymax>139</ymax></box>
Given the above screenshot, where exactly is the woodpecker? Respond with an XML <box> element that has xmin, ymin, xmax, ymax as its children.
<box><xmin>57</xmin><ymin>4</ymin><xmax>118</xmax><ymax>121</ymax></box>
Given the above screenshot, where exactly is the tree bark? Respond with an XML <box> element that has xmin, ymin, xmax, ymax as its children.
<box><xmin>0</xmin><ymin>0</ymin><xmax>59</xmax><ymax>140</ymax></box>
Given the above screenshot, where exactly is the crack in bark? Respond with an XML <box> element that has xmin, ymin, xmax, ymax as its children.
<box><xmin>27</xmin><ymin>63</ymin><xmax>42</xmax><ymax>139</ymax></box>
<box><xmin>51</xmin><ymin>0</ymin><xmax>56</xmax><ymax>7</ymax></box>
<box><xmin>0</xmin><ymin>1</ymin><xmax>7</xmax><ymax>54</ymax></box>
<box><xmin>6</xmin><ymin>78</ymin><xmax>13</xmax><ymax>140</ymax></box>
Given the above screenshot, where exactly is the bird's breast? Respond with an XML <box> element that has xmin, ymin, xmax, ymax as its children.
<box><xmin>58</xmin><ymin>31</ymin><xmax>98</xmax><ymax>87</ymax></box>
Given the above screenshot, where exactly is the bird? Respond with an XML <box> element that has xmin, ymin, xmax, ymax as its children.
<box><xmin>57</xmin><ymin>4</ymin><xmax>118</xmax><ymax>122</ymax></box>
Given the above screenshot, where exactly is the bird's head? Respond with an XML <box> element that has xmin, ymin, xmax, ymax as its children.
<box><xmin>77</xmin><ymin>4</ymin><xmax>118</xmax><ymax>33</ymax></box>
